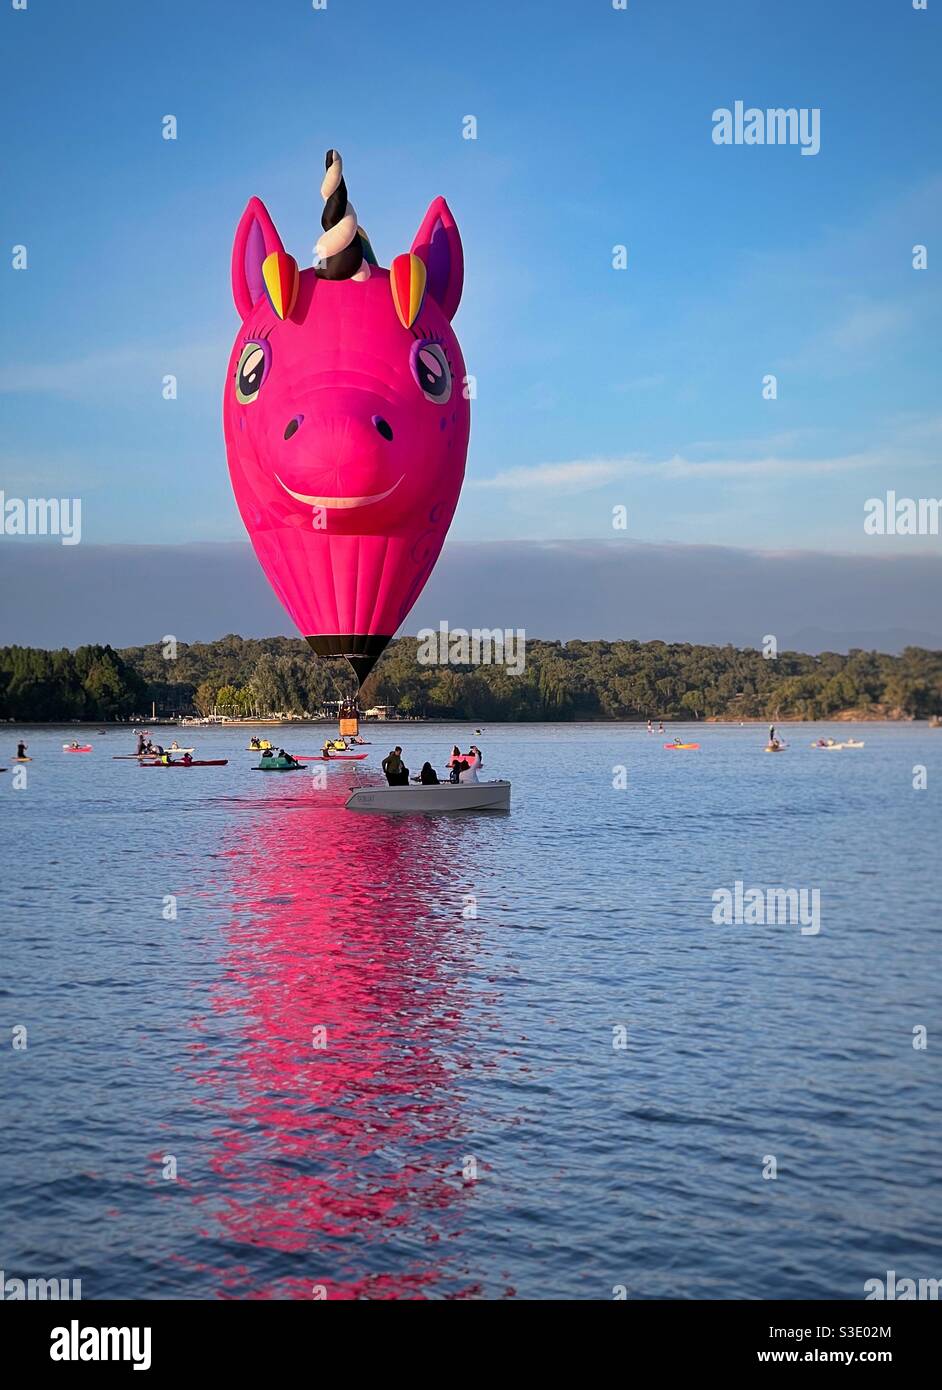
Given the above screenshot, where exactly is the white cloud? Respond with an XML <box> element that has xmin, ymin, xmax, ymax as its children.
<box><xmin>473</xmin><ymin>460</ymin><xmax>624</xmax><ymax>491</ymax></box>
<box><xmin>473</xmin><ymin>449</ymin><xmax>894</xmax><ymax>491</ymax></box>
<box><xmin>648</xmin><ymin>452</ymin><xmax>877</xmax><ymax>479</ymax></box>
<box><xmin>613</xmin><ymin>373</ymin><xmax>667</xmax><ymax>394</ymax></box>
<box><xmin>826</xmin><ymin>300</ymin><xmax>912</xmax><ymax>354</ymax></box>
<box><xmin>0</xmin><ymin>340</ymin><xmax>225</xmax><ymax>398</ymax></box>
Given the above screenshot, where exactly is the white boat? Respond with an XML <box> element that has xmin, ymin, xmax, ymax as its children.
<box><xmin>345</xmin><ymin>779</ymin><xmax>511</xmax><ymax>813</ymax></box>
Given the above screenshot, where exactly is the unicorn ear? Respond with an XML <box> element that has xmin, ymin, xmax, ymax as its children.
<box><xmin>409</xmin><ymin>196</ymin><xmax>463</xmax><ymax>321</ymax></box>
<box><xmin>231</xmin><ymin>197</ymin><xmax>298</xmax><ymax>320</ymax></box>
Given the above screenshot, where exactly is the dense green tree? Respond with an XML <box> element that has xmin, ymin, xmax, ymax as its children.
<box><xmin>2</xmin><ymin>636</ymin><xmax>941</xmax><ymax>722</ymax></box>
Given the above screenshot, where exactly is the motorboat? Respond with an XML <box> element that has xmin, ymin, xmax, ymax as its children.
<box><xmin>345</xmin><ymin>779</ymin><xmax>511</xmax><ymax>812</ymax></box>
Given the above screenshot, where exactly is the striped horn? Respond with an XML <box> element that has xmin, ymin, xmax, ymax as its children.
<box><xmin>315</xmin><ymin>149</ymin><xmax>368</xmax><ymax>281</ymax></box>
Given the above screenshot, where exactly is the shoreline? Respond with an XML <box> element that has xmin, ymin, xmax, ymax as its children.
<box><xmin>3</xmin><ymin>715</ymin><xmax>939</xmax><ymax>729</ymax></box>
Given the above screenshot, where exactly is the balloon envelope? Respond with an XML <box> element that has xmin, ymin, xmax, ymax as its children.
<box><xmin>224</xmin><ymin>179</ymin><xmax>469</xmax><ymax>686</ymax></box>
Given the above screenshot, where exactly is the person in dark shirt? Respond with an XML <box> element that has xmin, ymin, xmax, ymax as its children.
<box><xmin>382</xmin><ymin>747</ymin><xmax>409</xmax><ymax>785</ymax></box>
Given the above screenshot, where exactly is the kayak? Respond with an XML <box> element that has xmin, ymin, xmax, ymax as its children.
<box><xmin>114</xmin><ymin>747</ymin><xmax>195</xmax><ymax>759</ymax></box>
<box><xmin>253</xmin><ymin>758</ymin><xmax>304</xmax><ymax>770</ymax></box>
<box><xmin>140</xmin><ymin>759</ymin><xmax>229</xmax><ymax>767</ymax></box>
<box><xmin>346</xmin><ymin>780</ymin><xmax>511</xmax><ymax>813</ymax></box>
<box><xmin>246</xmin><ymin>742</ymin><xmax>274</xmax><ymax>751</ymax></box>
<box><xmin>843</xmin><ymin>739</ymin><xmax>865</xmax><ymax>748</ymax></box>
<box><xmin>297</xmin><ymin>753</ymin><xmax>369</xmax><ymax>761</ymax></box>
<box><xmin>664</xmin><ymin>742</ymin><xmax>699</xmax><ymax>750</ymax></box>
<box><xmin>63</xmin><ymin>744</ymin><xmax>92</xmax><ymax>753</ymax></box>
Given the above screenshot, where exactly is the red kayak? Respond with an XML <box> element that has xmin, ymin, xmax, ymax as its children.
<box><xmin>63</xmin><ymin>744</ymin><xmax>92</xmax><ymax>753</ymax></box>
<box><xmin>140</xmin><ymin>759</ymin><xmax>229</xmax><ymax>767</ymax></box>
<box><xmin>297</xmin><ymin>753</ymin><xmax>368</xmax><ymax>761</ymax></box>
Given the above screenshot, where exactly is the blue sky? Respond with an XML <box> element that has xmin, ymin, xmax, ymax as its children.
<box><xmin>2</xmin><ymin>0</ymin><xmax>940</xmax><ymax>554</ymax></box>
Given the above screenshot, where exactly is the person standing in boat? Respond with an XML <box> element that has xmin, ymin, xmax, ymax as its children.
<box><xmin>382</xmin><ymin>747</ymin><xmax>409</xmax><ymax>785</ymax></box>
<box><xmin>459</xmin><ymin>747</ymin><xmax>482</xmax><ymax>784</ymax></box>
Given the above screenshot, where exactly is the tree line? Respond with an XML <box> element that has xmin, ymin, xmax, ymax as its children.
<box><xmin>0</xmin><ymin>644</ymin><xmax>148</xmax><ymax>721</ymax></box>
<box><xmin>1</xmin><ymin>635</ymin><xmax>940</xmax><ymax>722</ymax></box>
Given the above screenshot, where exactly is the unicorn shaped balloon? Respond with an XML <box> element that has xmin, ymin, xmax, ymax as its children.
<box><xmin>224</xmin><ymin>150</ymin><xmax>470</xmax><ymax>686</ymax></box>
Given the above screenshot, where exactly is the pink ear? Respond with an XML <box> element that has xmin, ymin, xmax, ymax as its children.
<box><xmin>231</xmin><ymin>197</ymin><xmax>286</xmax><ymax>319</ymax></box>
<box><xmin>409</xmin><ymin>196</ymin><xmax>463</xmax><ymax>322</ymax></box>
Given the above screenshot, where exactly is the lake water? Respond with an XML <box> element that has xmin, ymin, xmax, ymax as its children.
<box><xmin>1</xmin><ymin>721</ymin><xmax>939</xmax><ymax>1300</ymax></box>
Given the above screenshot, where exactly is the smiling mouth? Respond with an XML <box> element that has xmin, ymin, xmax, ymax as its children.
<box><xmin>275</xmin><ymin>474</ymin><xmax>404</xmax><ymax>509</ymax></box>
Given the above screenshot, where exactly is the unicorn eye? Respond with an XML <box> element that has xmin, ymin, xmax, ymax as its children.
<box><xmin>235</xmin><ymin>341</ymin><xmax>270</xmax><ymax>404</ymax></box>
<box><xmin>410</xmin><ymin>340</ymin><xmax>452</xmax><ymax>404</ymax></box>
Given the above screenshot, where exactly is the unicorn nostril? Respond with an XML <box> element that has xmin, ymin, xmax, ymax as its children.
<box><xmin>372</xmin><ymin>415</ymin><xmax>393</xmax><ymax>442</ymax></box>
<box><xmin>284</xmin><ymin>415</ymin><xmax>303</xmax><ymax>440</ymax></box>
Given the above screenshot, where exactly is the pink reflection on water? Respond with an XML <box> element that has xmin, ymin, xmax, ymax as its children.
<box><xmin>189</xmin><ymin>779</ymin><xmax>492</xmax><ymax>1298</ymax></box>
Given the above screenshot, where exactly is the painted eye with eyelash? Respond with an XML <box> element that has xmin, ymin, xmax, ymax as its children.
<box><xmin>410</xmin><ymin>340</ymin><xmax>452</xmax><ymax>404</ymax></box>
<box><xmin>235</xmin><ymin>340</ymin><xmax>271</xmax><ymax>404</ymax></box>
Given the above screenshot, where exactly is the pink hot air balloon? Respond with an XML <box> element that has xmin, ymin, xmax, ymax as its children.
<box><xmin>223</xmin><ymin>149</ymin><xmax>470</xmax><ymax>687</ymax></box>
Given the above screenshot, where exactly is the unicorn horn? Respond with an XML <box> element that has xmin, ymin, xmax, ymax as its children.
<box><xmin>315</xmin><ymin>149</ymin><xmax>369</xmax><ymax>281</ymax></box>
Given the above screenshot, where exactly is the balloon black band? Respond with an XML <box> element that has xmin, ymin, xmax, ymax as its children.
<box><xmin>305</xmin><ymin>634</ymin><xmax>391</xmax><ymax>686</ymax></box>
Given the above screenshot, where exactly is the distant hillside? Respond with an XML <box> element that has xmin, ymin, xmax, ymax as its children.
<box><xmin>4</xmin><ymin>636</ymin><xmax>941</xmax><ymax>722</ymax></box>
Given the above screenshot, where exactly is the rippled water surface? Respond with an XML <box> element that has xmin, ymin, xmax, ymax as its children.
<box><xmin>2</xmin><ymin>721</ymin><xmax>940</xmax><ymax>1299</ymax></box>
